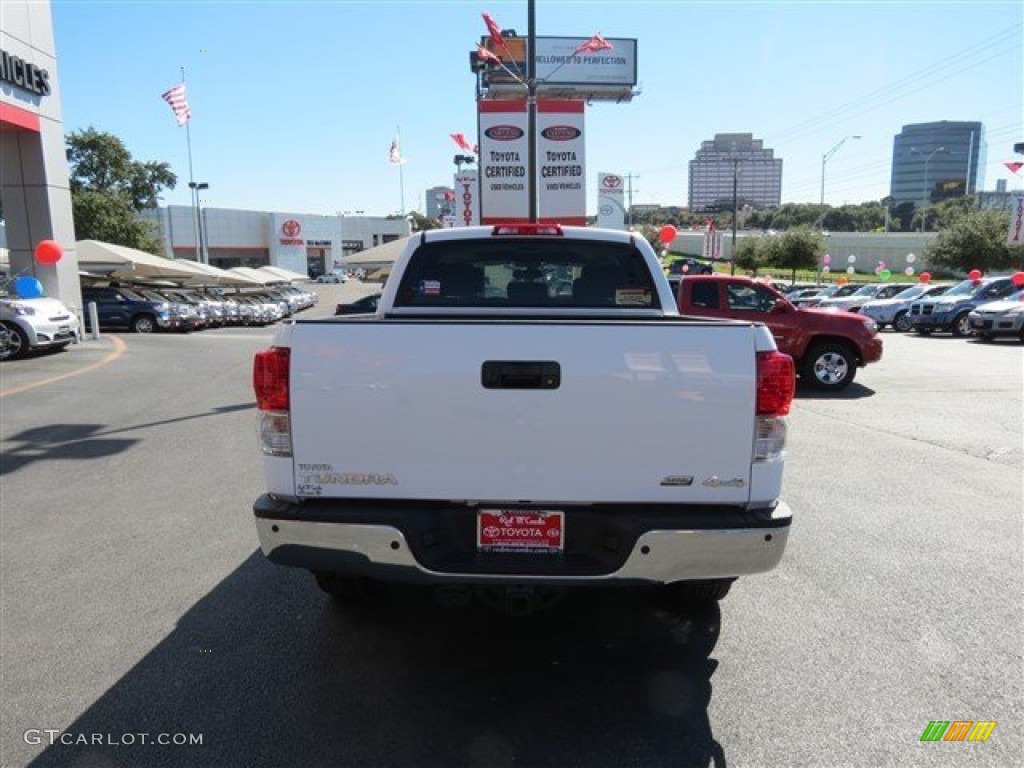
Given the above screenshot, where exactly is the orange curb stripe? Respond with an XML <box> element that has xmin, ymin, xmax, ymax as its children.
<box><xmin>0</xmin><ymin>335</ymin><xmax>126</xmax><ymax>397</ymax></box>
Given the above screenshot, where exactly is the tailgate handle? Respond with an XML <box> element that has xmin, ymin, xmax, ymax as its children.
<box><xmin>482</xmin><ymin>361</ymin><xmax>561</xmax><ymax>390</ymax></box>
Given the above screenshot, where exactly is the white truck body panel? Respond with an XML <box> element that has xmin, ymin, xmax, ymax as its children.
<box><xmin>283</xmin><ymin>320</ymin><xmax>759</xmax><ymax>505</ymax></box>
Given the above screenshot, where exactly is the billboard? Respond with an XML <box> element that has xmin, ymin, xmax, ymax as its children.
<box><xmin>478</xmin><ymin>100</ymin><xmax>585</xmax><ymax>225</ymax></box>
<box><xmin>596</xmin><ymin>172</ymin><xmax>626</xmax><ymax>230</ymax></box>
<box><xmin>481</xmin><ymin>36</ymin><xmax>637</xmax><ymax>100</ymax></box>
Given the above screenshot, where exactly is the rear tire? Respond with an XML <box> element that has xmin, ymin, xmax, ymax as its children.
<box><xmin>893</xmin><ymin>310</ymin><xmax>913</xmax><ymax>332</ymax></box>
<box><xmin>801</xmin><ymin>342</ymin><xmax>857</xmax><ymax>391</ymax></box>
<box><xmin>664</xmin><ymin>579</ymin><xmax>733</xmax><ymax>605</ymax></box>
<box><xmin>131</xmin><ymin>314</ymin><xmax>157</xmax><ymax>334</ymax></box>
<box><xmin>313</xmin><ymin>571</ymin><xmax>374</xmax><ymax>603</ymax></box>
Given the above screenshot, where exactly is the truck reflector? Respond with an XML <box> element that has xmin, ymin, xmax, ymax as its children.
<box><xmin>254</xmin><ymin>347</ymin><xmax>290</xmax><ymax>411</ymax></box>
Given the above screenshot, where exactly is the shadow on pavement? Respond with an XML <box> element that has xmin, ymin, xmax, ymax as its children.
<box><xmin>0</xmin><ymin>405</ymin><xmax>253</xmax><ymax>476</ymax></box>
<box><xmin>796</xmin><ymin>381</ymin><xmax>875</xmax><ymax>400</ymax></box>
<box><xmin>29</xmin><ymin>553</ymin><xmax>725</xmax><ymax>768</ymax></box>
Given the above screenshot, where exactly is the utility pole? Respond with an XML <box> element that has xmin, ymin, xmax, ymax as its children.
<box><xmin>730</xmin><ymin>158</ymin><xmax>739</xmax><ymax>275</ymax></box>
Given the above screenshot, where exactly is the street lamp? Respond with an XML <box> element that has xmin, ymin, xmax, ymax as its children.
<box><xmin>910</xmin><ymin>147</ymin><xmax>947</xmax><ymax>232</ymax></box>
<box><xmin>820</xmin><ymin>135</ymin><xmax>862</xmax><ymax>224</ymax></box>
<box><xmin>189</xmin><ymin>181</ymin><xmax>210</xmax><ymax>264</ymax></box>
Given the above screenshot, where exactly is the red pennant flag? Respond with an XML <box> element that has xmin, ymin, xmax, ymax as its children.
<box><xmin>571</xmin><ymin>33</ymin><xmax>613</xmax><ymax>57</ymax></box>
<box><xmin>1006</xmin><ymin>161</ymin><xmax>1024</xmax><ymax>174</ymax></box>
<box><xmin>476</xmin><ymin>44</ymin><xmax>501</xmax><ymax>64</ymax></box>
<box><xmin>451</xmin><ymin>133</ymin><xmax>473</xmax><ymax>153</ymax></box>
<box><xmin>482</xmin><ymin>12</ymin><xmax>504</xmax><ymax>47</ymax></box>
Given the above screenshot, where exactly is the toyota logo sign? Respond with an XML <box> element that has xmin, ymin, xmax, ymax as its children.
<box><xmin>281</xmin><ymin>219</ymin><xmax>301</xmax><ymax>237</ymax></box>
<box><xmin>602</xmin><ymin>175</ymin><xmax>623</xmax><ymax>189</ymax></box>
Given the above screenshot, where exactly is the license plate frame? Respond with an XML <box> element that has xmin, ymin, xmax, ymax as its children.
<box><xmin>477</xmin><ymin>509</ymin><xmax>564</xmax><ymax>554</ymax></box>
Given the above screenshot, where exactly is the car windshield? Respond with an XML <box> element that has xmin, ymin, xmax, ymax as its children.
<box><xmin>849</xmin><ymin>285</ymin><xmax>880</xmax><ymax>297</ymax></box>
<box><xmin>892</xmin><ymin>286</ymin><xmax>927</xmax><ymax>299</ymax></box>
<box><xmin>944</xmin><ymin>279</ymin><xmax>984</xmax><ymax>297</ymax></box>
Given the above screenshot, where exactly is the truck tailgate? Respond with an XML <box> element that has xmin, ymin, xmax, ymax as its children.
<box><xmin>287</xmin><ymin>320</ymin><xmax>758</xmax><ymax>505</ymax></box>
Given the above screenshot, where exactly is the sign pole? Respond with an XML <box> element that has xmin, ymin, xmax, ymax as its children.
<box><xmin>527</xmin><ymin>0</ymin><xmax>538</xmax><ymax>222</ymax></box>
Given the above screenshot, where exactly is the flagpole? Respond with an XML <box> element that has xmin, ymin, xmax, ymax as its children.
<box><xmin>181</xmin><ymin>66</ymin><xmax>200</xmax><ymax>263</ymax></box>
<box><xmin>398</xmin><ymin>126</ymin><xmax>406</xmax><ymax>215</ymax></box>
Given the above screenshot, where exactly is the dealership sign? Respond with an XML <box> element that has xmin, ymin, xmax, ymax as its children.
<box><xmin>482</xmin><ymin>36</ymin><xmax>637</xmax><ymax>100</ymax></box>
<box><xmin>597</xmin><ymin>172</ymin><xmax>625</xmax><ymax>230</ymax></box>
<box><xmin>478</xmin><ymin>100</ymin><xmax>585</xmax><ymax>225</ymax></box>
<box><xmin>454</xmin><ymin>171</ymin><xmax>480</xmax><ymax>226</ymax></box>
<box><xmin>0</xmin><ymin>48</ymin><xmax>51</xmax><ymax>97</ymax></box>
<box><xmin>271</xmin><ymin>214</ymin><xmax>307</xmax><ymax>274</ymax></box>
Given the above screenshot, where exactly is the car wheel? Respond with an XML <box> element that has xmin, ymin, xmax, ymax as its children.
<box><xmin>1</xmin><ymin>322</ymin><xmax>29</xmax><ymax>360</ymax></box>
<box><xmin>663</xmin><ymin>579</ymin><xmax>734</xmax><ymax>605</ymax></box>
<box><xmin>894</xmin><ymin>310</ymin><xmax>913</xmax><ymax>332</ymax></box>
<box><xmin>131</xmin><ymin>314</ymin><xmax>157</xmax><ymax>334</ymax></box>
<box><xmin>802</xmin><ymin>342</ymin><xmax>857</xmax><ymax>391</ymax></box>
<box><xmin>951</xmin><ymin>311</ymin><xmax>972</xmax><ymax>338</ymax></box>
<box><xmin>313</xmin><ymin>571</ymin><xmax>374</xmax><ymax>603</ymax></box>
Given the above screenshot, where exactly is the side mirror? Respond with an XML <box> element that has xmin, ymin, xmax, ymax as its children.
<box><xmin>771</xmin><ymin>299</ymin><xmax>790</xmax><ymax>314</ymax></box>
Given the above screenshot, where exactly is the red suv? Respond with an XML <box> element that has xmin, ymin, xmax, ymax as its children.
<box><xmin>673</xmin><ymin>275</ymin><xmax>883</xmax><ymax>391</ymax></box>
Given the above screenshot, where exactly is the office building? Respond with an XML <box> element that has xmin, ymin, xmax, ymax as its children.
<box><xmin>889</xmin><ymin>121</ymin><xmax>985</xmax><ymax>204</ymax></box>
<box><xmin>688</xmin><ymin>133</ymin><xmax>782</xmax><ymax>212</ymax></box>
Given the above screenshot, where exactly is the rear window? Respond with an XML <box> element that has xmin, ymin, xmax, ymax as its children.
<box><xmin>393</xmin><ymin>238</ymin><xmax>661</xmax><ymax>309</ymax></box>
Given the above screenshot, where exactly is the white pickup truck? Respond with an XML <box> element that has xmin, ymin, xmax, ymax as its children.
<box><xmin>252</xmin><ymin>224</ymin><xmax>795</xmax><ymax>612</ymax></box>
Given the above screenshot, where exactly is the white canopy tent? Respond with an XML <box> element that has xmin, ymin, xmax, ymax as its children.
<box><xmin>260</xmin><ymin>265</ymin><xmax>309</xmax><ymax>282</ymax></box>
<box><xmin>174</xmin><ymin>259</ymin><xmax>263</xmax><ymax>286</ymax></box>
<box><xmin>76</xmin><ymin>240</ymin><xmax>212</xmax><ymax>282</ymax></box>
<box><xmin>227</xmin><ymin>267</ymin><xmax>282</xmax><ymax>285</ymax></box>
<box><xmin>337</xmin><ymin>236</ymin><xmax>415</xmax><ymax>267</ymax></box>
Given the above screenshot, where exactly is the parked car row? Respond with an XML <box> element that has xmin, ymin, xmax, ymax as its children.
<box><xmin>80</xmin><ymin>283</ymin><xmax>318</xmax><ymax>333</ymax></box>
<box><xmin>907</xmin><ymin>276</ymin><xmax>1022</xmax><ymax>339</ymax></box>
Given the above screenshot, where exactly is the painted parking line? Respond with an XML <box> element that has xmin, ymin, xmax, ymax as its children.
<box><xmin>0</xmin><ymin>335</ymin><xmax>126</xmax><ymax>398</ymax></box>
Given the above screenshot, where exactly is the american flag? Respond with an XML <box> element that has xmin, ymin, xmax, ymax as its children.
<box><xmin>389</xmin><ymin>136</ymin><xmax>406</xmax><ymax>165</ymax></box>
<box><xmin>160</xmin><ymin>83</ymin><xmax>191</xmax><ymax>126</ymax></box>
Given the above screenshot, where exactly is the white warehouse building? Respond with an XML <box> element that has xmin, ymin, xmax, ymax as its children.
<box><xmin>143</xmin><ymin>206</ymin><xmax>410</xmax><ymax>278</ymax></box>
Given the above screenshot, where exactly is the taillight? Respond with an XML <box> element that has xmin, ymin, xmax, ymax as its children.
<box><xmin>491</xmin><ymin>223</ymin><xmax>564</xmax><ymax>236</ymax></box>
<box><xmin>756</xmin><ymin>351</ymin><xmax>794</xmax><ymax>416</ymax></box>
<box><xmin>254</xmin><ymin>347</ymin><xmax>290</xmax><ymax>411</ymax></box>
<box><xmin>754</xmin><ymin>351</ymin><xmax>794</xmax><ymax>462</ymax></box>
<box><xmin>254</xmin><ymin>347</ymin><xmax>291</xmax><ymax>457</ymax></box>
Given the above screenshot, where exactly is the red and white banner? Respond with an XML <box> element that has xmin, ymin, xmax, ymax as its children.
<box><xmin>478</xmin><ymin>100</ymin><xmax>585</xmax><ymax>225</ymax></box>
<box><xmin>1008</xmin><ymin>194</ymin><xmax>1024</xmax><ymax>246</ymax></box>
<box><xmin>454</xmin><ymin>171</ymin><xmax>480</xmax><ymax>227</ymax></box>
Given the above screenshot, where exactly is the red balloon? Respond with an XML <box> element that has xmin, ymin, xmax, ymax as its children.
<box><xmin>659</xmin><ymin>225</ymin><xmax>678</xmax><ymax>245</ymax></box>
<box><xmin>919</xmin><ymin>272</ymin><xmax>931</xmax><ymax>283</ymax></box>
<box><xmin>34</xmin><ymin>240</ymin><xmax>63</xmax><ymax>265</ymax></box>
<box><xmin>1012</xmin><ymin>271</ymin><xmax>1024</xmax><ymax>287</ymax></box>
<box><xmin>968</xmin><ymin>269</ymin><xmax>982</xmax><ymax>281</ymax></box>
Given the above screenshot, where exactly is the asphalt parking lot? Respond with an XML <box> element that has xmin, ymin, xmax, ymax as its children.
<box><xmin>1</xmin><ymin>286</ymin><xmax>1020</xmax><ymax>767</ymax></box>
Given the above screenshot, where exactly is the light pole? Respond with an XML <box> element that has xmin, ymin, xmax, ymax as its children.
<box><xmin>910</xmin><ymin>147</ymin><xmax>947</xmax><ymax>232</ymax></box>
<box><xmin>189</xmin><ymin>181</ymin><xmax>209</xmax><ymax>263</ymax></box>
<box><xmin>730</xmin><ymin>157</ymin><xmax>740</xmax><ymax>275</ymax></box>
<box><xmin>820</xmin><ymin>135</ymin><xmax>861</xmax><ymax>226</ymax></box>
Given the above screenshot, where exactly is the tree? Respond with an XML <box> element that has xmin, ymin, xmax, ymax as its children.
<box><xmin>66</xmin><ymin>128</ymin><xmax>176</xmax><ymax>253</ymax></box>
<box><xmin>406</xmin><ymin>211</ymin><xmax>440</xmax><ymax>232</ymax></box>
<box><xmin>926</xmin><ymin>209</ymin><xmax>1016</xmax><ymax>273</ymax></box>
<box><xmin>732</xmin><ymin>236</ymin><xmax>766</xmax><ymax>273</ymax></box>
<box><xmin>770</xmin><ymin>227</ymin><xmax>824</xmax><ymax>281</ymax></box>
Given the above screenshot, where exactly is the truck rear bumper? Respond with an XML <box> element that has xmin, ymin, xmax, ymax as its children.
<box><xmin>254</xmin><ymin>496</ymin><xmax>792</xmax><ymax>586</ymax></box>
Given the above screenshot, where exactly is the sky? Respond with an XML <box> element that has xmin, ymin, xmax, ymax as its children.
<box><xmin>49</xmin><ymin>0</ymin><xmax>1024</xmax><ymax>218</ymax></box>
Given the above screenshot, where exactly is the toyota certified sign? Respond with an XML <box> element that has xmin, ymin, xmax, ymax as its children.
<box><xmin>281</xmin><ymin>219</ymin><xmax>301</xmax><ymax>237</ymax></box>
<box><xmin>484</xmin><ymin>125</ymin><xmax>525</xmax><ymax>141</ymax></box>
<box><xmin>541</xmin><ymin>125</ymin><xmax>581</xmax><ymax>141</ymax></box>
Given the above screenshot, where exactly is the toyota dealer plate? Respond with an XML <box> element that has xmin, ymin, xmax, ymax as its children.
<box><xmin>477</xmin><ymin>510</ymin><xmax>564</xmax><ymax>553</ymax></box>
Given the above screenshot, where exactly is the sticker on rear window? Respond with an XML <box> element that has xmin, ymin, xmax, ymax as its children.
<box><xmin>615</xmin><ymin>288</ymin><xmax>651</xmax><ymax>306</ymax></box>
<box><xmin>418</xmin><ymin>280</ymin><xmax>441</xmax><ymax>296</ymax></box>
